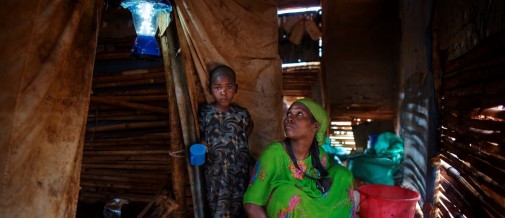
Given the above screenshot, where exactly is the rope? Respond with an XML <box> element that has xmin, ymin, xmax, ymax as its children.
<box><xmin>169</xmin><ymin>149</ymin><xmax>185</xmax><ymax>158</ymax></box>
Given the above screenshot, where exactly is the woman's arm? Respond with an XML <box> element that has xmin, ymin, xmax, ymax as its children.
<box><xmin>244</xmin><ymin>203</ymin><xmax>267</xmax><ymax>218</ymax></box>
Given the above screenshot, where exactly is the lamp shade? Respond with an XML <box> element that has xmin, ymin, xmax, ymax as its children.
<box><xmin>121</xmin><ymin>0</ymin><xmax>172</xmax><ymax>57</ymax></box>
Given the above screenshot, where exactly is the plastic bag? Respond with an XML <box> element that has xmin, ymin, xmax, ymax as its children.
<box><xmin>347</xmin><ymin>154</ymin><xmax>397</xmax><ymax>185</ymax></box>
<box><xmin>348</xmin><ymin>132</ymin><xmax>404</xmax><ymax>185</ymax></box>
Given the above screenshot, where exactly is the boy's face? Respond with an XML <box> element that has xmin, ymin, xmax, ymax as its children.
<box><xmin>210</xmin><ymin>73</ymin><xmax>237</xmax><ymax>109</ymax></box>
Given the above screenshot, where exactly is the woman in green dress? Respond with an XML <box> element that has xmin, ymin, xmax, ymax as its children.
<box><xmin>243</xmin><ymin>98</ymin><xmax>355</xmax><ymax>218</ymax></box>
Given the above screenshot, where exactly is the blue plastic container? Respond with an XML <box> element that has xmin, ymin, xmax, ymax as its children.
<box><xmin>189</xmin><ymin>144</ymin><xmax>206</xmax><ymax>166</ymax></box>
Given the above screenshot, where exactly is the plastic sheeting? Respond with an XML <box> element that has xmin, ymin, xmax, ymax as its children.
<box><xmin>0</xmin><ymin>0</ymin><xmax>102</xmax><ymax>217</ymax></box>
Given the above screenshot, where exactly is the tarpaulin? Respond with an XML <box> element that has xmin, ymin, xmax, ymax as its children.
<box><xmin>0</xmin><ymin>0</ymin><xmax>102</xmax><ymax>217</ymax></box>
<box><xmin>173</xmin><ymin>0</ymin><xmax>284</xmax><ymax>156</ymax></box>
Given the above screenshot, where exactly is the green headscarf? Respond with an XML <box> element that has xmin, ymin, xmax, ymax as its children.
<box><xmin>294</xmin><ymin>98</ymin><xmax>329</xmax><ymax>146</ymax></box>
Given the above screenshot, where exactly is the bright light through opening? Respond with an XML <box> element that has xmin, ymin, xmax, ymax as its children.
<box><xmin>278</xmin><ymin>6</ymin><xmax>321</xmax><ymax>15</ymax></box>
<box><xmin>331</xmin><ymin>121</ymin><xmax>352</xmax><ymax>126</ymax></box>
<box><xmin>282</xmin><ymin>61</ymin><xmax>320</xmax><ymax>68</ymax></box>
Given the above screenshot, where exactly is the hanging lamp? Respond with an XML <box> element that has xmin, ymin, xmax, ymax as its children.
<box><xmin>121</xmin><ymin>0</ymin><xmax>172</xmax><ymax>58</ymax></box>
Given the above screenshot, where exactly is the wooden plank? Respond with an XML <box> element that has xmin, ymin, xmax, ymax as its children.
<box><xmin>443</xmin><ymin>95</ymin><xmax>505</xmax><ymax>111</ymax></box>
<box><xmin>93</xmin><ymin>77</ymin><xmax>166</xmax><ymax>89</ymax></box>
<box><xmin>438</xmin><ymin>196</ymin><xmax>464</xmax><ymax>216</ymax></box>
<box><xmin>87</xmin><ymin>110</ymin><xmax>159</xmax><ymax>118</ymax></box>
<box><xmin>79</xmin><ymin>192</ymin><xmax>155</xmax><ymax>203</ymax></box>
<box><xmin>80</xmin><ymin>174</ymin><xmax>165</xmax><ymax>184</ymax></box>
<box><xmin>89</xmin><ymin>95</ymin><xmax>168</xmax><ymax>102</ymax></box>
<box><xmin>440</xmin><ymin>153</ymin><xmax>505</xmax><ymax>216</ymax></box>
<box><xmin>84</xmin><ymin>139</ymin><xmax>169</xmax><ymax>147</ymax></box>
<box><xmin>86</xmin><ymin>135</ymin><xmax>170</xmax><ymax>142</ymax></box>
<box><xmin>93</xmin><ymin>70</ymin><xmax>165</xmax><ymax>83</ymax></box>
<box><xmin>438</xmin><ymin>179</ymin><xmax>473</xmax><ymax>216</ymax></box>
<box><xmin>81</xmin><ymin>159</ymin><xmax>170</xmax><ymax>165</ymax></box>
<box><xmin>80</xmin><ymin>180</ymin><xmax>162</xmax><ymax>191</ymax></box>
<box><xmin>90</xmin><ymin>96</ymin><xmax>169</xmax><ymax>114</ymax></box>
<box><xmin>444</xmin><ymin>31</ymin><xmax>505</xmax><ymax>73</ymax></box>
<box><xmin>282</xmin><ymin>90</ymin><xmax>312</xmax><ymax>96</ymax></box>
<box><xmin>443</xmin><ymin>63</ymin><xmax>505</xmax><ymax>90</ymax></box>
<box><xmin>441</xmin><ymin>139</ymin><xmax>505</xmax><ymax>186</ymax></box>
<box><xmin>88</xmin><ymin>114</ymin><xmax>167</xmax><ymax>121</ymax></box>
<box><xmin>443</xmin><ymin>78</ymin><xmax>505</xmax><ymax>97</ymax></box>
<box><xmin>441</xmin><ymin>112</ymin><xmax>505</xmax><ymax>131</ymax></box>
<box><xmin>442</xmin><ymin>131</ymin><xmax>505</xmax><ymax>157</ymax></box>
<box><xmin>92</xmin><ymin>88</ymin><xmax>167</xmax><ymax>96</ymax></box>
<box><xmin>80</xmin><ymin>169</ymin><xmax>169</xmax><ymax>179</ymax></box>
<box><xmin>283</xmin><ymin>86</ymin><xmax>314</xmax><ymax>91</ymax></box>
<box><xmin>82</xmin><ymin>163</ymin><xmax>170</xmax><ymax>170</ymax></box>
<box><xmin>283</xmin><ymin>73</ymin><xmax>318</xmax><ymax>77</ymax></box>
<box><xmin>441</xmin><ymin>119</ymin><xmax>505</xmax><ymax>144</ymax></box>
<box><xmin>95</xmin><ymin>51</ymin><xmax>132</xmax><ymax>61</ymax></box>
<box><xmin>86</xmin><ymin>121</ymin><xmax>169</xmax><ymax>133</ymax></box>
<box><xmin>81</xmin><ymin>154</ymin><xmax>170</xmax><ymax>162</ymax></box>
<box><xmin>438</xmin><ymin>165</ymin><xmax>479</xmax><ymax>217</ymax></box>
<box><xmin>441</xmin><ymin>151</ymin><xmax>505</xmax><ymax>198</ymax></box>
<box><xmin>85</xmin><ymin>130</ymin><xmax>170</xmax><ymax>140</ymax></box>
<box><xmin>434</xmin><ymin>202</ymin><xmax>450</xmax><ymax>218</ymax></box>
<box><xmin>282</xmin><ymin>78</ymin><xmax>317</xmax><ymax>83</ymax></box>
<box><xmin>83</xmin><ymin>149</ymin><xmax>170</xmax><ymax>156</ymax></box>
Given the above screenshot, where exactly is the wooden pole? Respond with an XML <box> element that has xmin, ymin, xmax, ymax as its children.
<box><xmin>169</xmin><ymin>5</ymin><xmax>206</xmax><ymax>217</ymax></box>
<box><xmin>160</xmin><ymin>16</ymin><xmax>188</xmax><ymax>217</ymax></box>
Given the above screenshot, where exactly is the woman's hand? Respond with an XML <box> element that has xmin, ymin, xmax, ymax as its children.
<box><xmin>244</xmin><ymin>203</ymin><xmax>267</xmax><ymax>218</ymax></box>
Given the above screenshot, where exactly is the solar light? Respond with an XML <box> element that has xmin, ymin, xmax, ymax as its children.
<box><xmin>121</xmin><ymin>0</ymin><xmax>172</xmax><ymax>57</ymax></box>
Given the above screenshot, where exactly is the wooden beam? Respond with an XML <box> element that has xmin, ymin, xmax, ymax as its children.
<box><xmin>90</xmin><ymin>96</ymin><xmax>169</xmax><ymax>114</ymax></box>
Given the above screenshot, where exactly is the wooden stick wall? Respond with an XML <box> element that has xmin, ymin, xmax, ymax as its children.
<box><xmin>82</xmin><ymin>67</ymin><xmax>168</xmax><ymax>201</ymax></box>
<box><xmin>80</xmin><ymin>64</ymin><xmax>193</xmax><ymax>212</ymax></box>
<box><xmin>433</xmin><ymin>30</ymin><xmax>505</xmax><ymax>217</ymax></box>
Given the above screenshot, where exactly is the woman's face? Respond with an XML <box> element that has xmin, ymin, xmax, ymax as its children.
<box><xmin>283</xmin><ymin>102</ymin><xmax>319</xmax><ymax>140</ymax></box>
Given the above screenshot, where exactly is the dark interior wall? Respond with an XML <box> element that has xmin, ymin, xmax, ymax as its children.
<box><xmin>322</xmin><ymin>0</ymin><xmax>400</xmax><ymax>116</ymax></box>
<box><xmin>397</xmin><ymin>0</ymin><xmax>436</xmax><ymax>206</ymax></box>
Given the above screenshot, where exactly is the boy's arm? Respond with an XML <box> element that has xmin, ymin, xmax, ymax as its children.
<box><xmin>197</xmin><ymin>104</ymin><xmax>207</xmax><ymax>145</ymax></box>
<box><xmin>245</xmin><ymin>117</ymin><xmax>254</xmax><ymax>137</ymax></box>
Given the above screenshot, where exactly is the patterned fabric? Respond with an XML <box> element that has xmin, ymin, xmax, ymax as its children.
<box><xmin>244</xmin><ymin>142</ymin><xmax>355</xmax><ymax>218</ymax></box>
<box><xmin>198</xmin><ymin>103</ymin><xmax>252</xmax><ymax>217</ymax></box>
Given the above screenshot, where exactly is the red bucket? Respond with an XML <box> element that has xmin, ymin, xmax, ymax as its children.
<box><xmin>358</xmin><ymin>184</ymin><xmax>420</xmax><ymax>218</ymax></box>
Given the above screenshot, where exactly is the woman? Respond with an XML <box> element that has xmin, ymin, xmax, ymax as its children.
<box><xmin>243</xmin><ymin>98</ymin><xmax>355</xmax><ymax>217</ymax></box>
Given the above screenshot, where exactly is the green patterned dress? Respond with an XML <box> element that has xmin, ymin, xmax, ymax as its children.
<box><xmin>243</xmin><ymin>142</ymin><xmax>355</xmax><ymax>218</ymax></box>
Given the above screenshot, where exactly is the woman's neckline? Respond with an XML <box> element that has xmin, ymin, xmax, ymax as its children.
<box><xmin>282</xmin><ymin>140</ymin><xmax>311</xmax><ymax>161</ymax></box>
